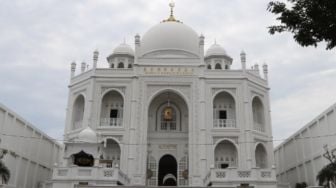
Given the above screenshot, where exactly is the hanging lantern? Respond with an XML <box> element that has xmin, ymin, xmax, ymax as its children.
<box><xmin>164</xmin><ymin>107</ymin><xmax>173</xmax><ymax>121</ymax></box>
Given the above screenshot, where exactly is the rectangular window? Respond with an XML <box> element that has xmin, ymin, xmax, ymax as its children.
<box><xmin>110</xmin><ymin>109</ymin><xmax>118</xmax><ymax>118</ymax></box>
<box><xmin>219</xmin><ymin>110</ymin><xmax>227</xmax><ymax>119</ymax></box>
<box><xmin>220</xmin><ymin>163</ymin><xmax>229</xmax><ymax>169</ymax></box>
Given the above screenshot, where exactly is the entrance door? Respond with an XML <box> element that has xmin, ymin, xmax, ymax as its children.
<box><xmin>158</xmin><ymin>155</ymin><xmax>177</xmax><ymax>186</ymax></box>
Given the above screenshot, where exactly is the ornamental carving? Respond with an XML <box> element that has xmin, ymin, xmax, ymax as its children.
<box><xmin>212</xmin><ymin>88</ymin><xmax>237</xmax><ymax>97</ymax></box>
<box><xmin>101</xmin><ymin>87</ymin><xmax>126</xmax><ymax>95</ymax></box>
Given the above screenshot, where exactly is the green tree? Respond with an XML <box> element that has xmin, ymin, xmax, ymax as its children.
<box><xmin>316</xmin><ymin>163</ymin><xmax>336</xmax><ymax>188</ymax></box>
<box><xmin>0</xmin><ymin>160</ymin><xmax>10</xmax><ymax>184</ymax></box>
<box><xmin>267</xmin><ymin>0</ymin><xmax>336</xmax><ymax>50</ymax></box>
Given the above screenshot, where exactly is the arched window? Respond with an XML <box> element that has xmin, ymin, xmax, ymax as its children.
<box><xmin>160</xmin><ymin>106</ymin><xmax>177</xmax><ymax>131</ymax></box>
<box><xmin>255</xmin><ymin>144</ymin><xmax>267</xmax><ymax>168</ymax></box>
<box><xmin>100</xmin><ymin>91</ymin><xmax>124</xmax><ymax>127</ymax></box>
<box><xmin>214</xmin><ymin>140</ymin><xmax>238</xmax><ymax>168</ymax></box>
<box><xmin>101</xmin><ymin>139</ymin><xmax>121</xmax><ymax>168</ymax></box>
<box><xmin>213</xmin><ymin>91</ymin><xmax>236</xmax><ymax>128</ymax></box>
<box><xmin>110</xmin><ymin>64</ymin><xmax>114</xmax><ymax>68</ymax></box>
<box><xmin>118</xmin><ymin>62</ymin><xmax>124</xmax><ymax>68</ymax></box>
<box><xmin>72</xmin><ymin>95</ymin><xmax>85</xmax><ymax>130</ymax></box>
<box><xmin>252</xmin><ymin>97</ymin><xmax>265</xmax><ymax>132</ymax></box>
<box><xmin>225</xmin><ymin>65</ymin><xmax>229</xmax><ymax>70</ymax></box>
<box><xmin>207</xmin><ymin>64</ymin><xmax>212</xmax><ymax>69</ymax></box>
<box><xmin>215</xmin><ymin>63</ymin><xmax>222</xmax><ymax>69</ymax></box>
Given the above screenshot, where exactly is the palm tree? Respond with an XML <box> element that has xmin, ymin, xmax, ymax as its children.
<box><xmin>317</xmin><ymin>163</ymin><xmax>336</xmax><ymax>188</ymax></box>
<box><xmin>0</xmin><ymin>160</ymin><xmax>10</xmax><ymax>184</ymax></box>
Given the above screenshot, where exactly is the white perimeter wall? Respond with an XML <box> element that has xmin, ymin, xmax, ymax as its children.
<box><xmin>274</xmin><ymin>103</ymin><xmax>336</xmax><ymax>188</ymax></box>
<box><xmin>0</xmin><ymin>103</ymin><xmax>63</xmax><ymax>188</ymax></box>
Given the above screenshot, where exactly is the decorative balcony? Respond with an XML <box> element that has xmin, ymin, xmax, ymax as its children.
<box><xmin>51</xmin><ymin>166</ymin><xmax>130</xmax><ymax>186</ymax></box>
<box><xmin>213</xmin><ymin>119</ymin><xmax>236</xmax><ymax>128</ymax></box>
<box><xmin>73</xmin><ymin>120</ymin><xmax>83</xmax><ymax>130</ymax></box>
<box><xmin>203</xmin><ymin>168</ymin><xmax>276</xmax><ymax>187</ymax></box>
<box><xmin>254</xmin><ymin>122</ymin><xmax>265</xmax><ymax>132</ymax></box>
<box><xmin>100</xmin><ymin>118</ymin><xmax>123</xmax><ymax>127</ymax></box>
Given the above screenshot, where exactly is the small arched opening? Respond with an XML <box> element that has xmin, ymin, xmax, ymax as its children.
<box><xmin>100</xmin><ymin>90</ymin><xmax>124</xmax><ymax>127</ymax></box>
<box><xmin>215</xmin><ymin>63</ymin><xmax>222</xmax><ymax>70</ymax></box>
<box><xmin>101</xmin><ymin>138</ymin><xmax>121</xmax><ymax>168</ymax></box>
<box><xmin>117</xmin><ymin>62</ymin><xmax>124</xmax><ymax>68</ymax></box>
<box><xmin>255</xmin><ymin>143</ymin><xmax>268</xmax><ymax>168</ymax></box>
<box><xmin>213</xmin><ymin>91</ymin><xmax>236</xmax><ymax>128</ymax></box>
<box><xmin>252</xmin><ymin>97</ymin><xmax>265</xmax><ymax>132</ymax></box>
<box><xmin>214</xmin><ymin>140</ymin><xmax>238</xmax><ymax>169</ymax></box>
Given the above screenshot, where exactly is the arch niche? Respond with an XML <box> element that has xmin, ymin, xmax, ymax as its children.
<box><xmin>255</xmin><ymin>143</ymin><xmax>268</xmax><ymax>168</ymax></box>
<box><xmin>214</xmin><ymin>140</ymin><xmax>238</xmax><ymax>169</ymax></box>
<box><xmin>100</xmin><ymin>90</ymin><xmax>124</xmax><ymax>127</ymax></box>
<box><xmin>147</xmin><ymin>90</ymin><xmax>189</xmax><ymax>186</ymax></box>
<box><xmin>252</xmin><ymin>96</ymin><xmax>265</xmax><ymax>132</ymax></box>
<box><xmin>72</xmin><ymin>94</ymin><xmax>85</xmax><ymax>130</ymax></box>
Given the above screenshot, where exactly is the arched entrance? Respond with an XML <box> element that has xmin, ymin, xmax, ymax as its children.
<box><xmin>147</xmin><ymin>90</ymin><xmax>189</xmax><ymax>186</ymax></box>
<box><xmin>158</xmin><ymin>155</ymin><xmax>177</xmax><ymax>186</ymax></box>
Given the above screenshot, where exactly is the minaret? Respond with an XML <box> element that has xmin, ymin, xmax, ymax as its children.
<box><xmin>93</xmin><ymin>50</ymin><xmax>99</xmax><ymax>69</ymax></box>
<box><xmin>70</xmin><ymin>61</ymin><xmax>76</xmax><ymax>78</ymax></box>
<box><xmin>263</xmin><ymin>63</ymin><xmax>268</xmax><ymax>81</ymax></box>
<box><xmin>81</xmin><ymin>62</ymin><xmax>86</xmax><ymax>73</ymax></box>
<box><xmin>240</xmin><ymin>51</ymin><xmax>246</xmax><ymax>72</ymax></box>
<box><xmin>199</xmin><ymin>34</ymin><xmax>205</xmax><ymax>60</ymax></box>
<box><xmin>254</xmin><ymin>64</ymin><xmax>260</xmax><ymax>75</ymax></box>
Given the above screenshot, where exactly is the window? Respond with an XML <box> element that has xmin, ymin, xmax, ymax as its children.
<box><xmin>207</xmin><ymin>64</ymin><xmax>211</xmax><ymax>69</ymax></box>
<box><xmin>219</xmin><ymin>110</ymin><xmax>227</xmax><ymax>119</ymax></box>
<box><xmin>225</xmin><ymin>65</ymin><xmax>229</xmax><ymax>70</ymax></box>
<box><xmin>118</xmin><ymin>62</ymin><xmax>124</xmax><ymax>68</ymax></box>
<box><xmin>110</xmin><ymin>109</ymin><xmax>118</xmax><ymax>118</ymax></box>
<box><xmin>128</xmin><ymin>64</ymin><xmax>133</xmax><ymax>68</ymax></box>
<box><xmin>110</xmin><ymin>64</ymin><xmax>114</xmax><ymax>68</ymax></box>
<box><xmin>220</xmin><ymin>163</ymin><xmax>229</xmax><ymax>169</ymax></box>
<box><xmin>215</xmin><ymin>63</ymin><xmax>222</xmax><ymax>69</ymax></box>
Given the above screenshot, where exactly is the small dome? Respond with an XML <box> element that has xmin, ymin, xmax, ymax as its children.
<box><xmin>113</xmin><ymin>43</ymin><xmax>134</xmax><ymax>56</ymax></box>
<box><xmin>140</xmin><ymin>22</ymin><xmax>200</xmax><ymax>56</ymax></box>
<box><xmin>205</xmin><ymin>43</ymin><xmax>228</xmax><ymax>57</ymax></box>
<box><xmin>77</xmin><ymin>127</ymin><xmax>97</xmax><ymax>143</ymax></box>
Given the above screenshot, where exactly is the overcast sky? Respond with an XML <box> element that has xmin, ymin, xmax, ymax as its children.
<box><xmin>0</xmin><ymin>0</ymin><xmax>335</xmax><ymax>146</ymax></box>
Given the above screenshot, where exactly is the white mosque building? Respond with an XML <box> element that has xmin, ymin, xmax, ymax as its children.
<box><xmin>47</xmin><ymin>2</ymin><xmax>277</xmax><ymax>188</ymax></box>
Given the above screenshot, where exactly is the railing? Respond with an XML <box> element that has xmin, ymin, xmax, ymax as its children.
<box><xmin>100</xmin><ymin>118</ymin><xmax>123</xmax><ymax>127</ymax></box>
<box><xmin>254</xmin><ymin>122</ymin><xmax>265</xmax><ymax>132</ymax></box>
<box><xmin>52</xmin><ymin>166</ymin><xmax>130</xmax><ymax>185</ymax></box>
<box><xmin>213</xmin><ymin>119</ymin><xmax>236</xmax><ymax>128</ymax></box>
<box><xmin>73</xmin><ymin>120</ymin><xmax>83</xmax><ymax>129</ymax></box>
<box><xmin>203</xmin><ymin>168</ymin><xmax>276</xmax><ymax>186</ymax></box>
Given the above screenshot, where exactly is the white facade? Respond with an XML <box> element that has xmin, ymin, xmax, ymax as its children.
<box><xmin>49</xmin><ymin>4</ymin><xmax>277</xmax><ymax>188</ymax></box>
<box><xmin>275</xmin><ymin>103</ymin><xmax>336</xmax><ymax>188</ymax></box>
<box><xmin>0</xmin><ymin>103</ymin><xmax>62</xmax><ymax>188</ymax></box>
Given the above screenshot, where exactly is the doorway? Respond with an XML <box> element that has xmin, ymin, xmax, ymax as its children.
<box><xmin>158</xmin><ymin>155</ymin><xmax>177</xmax><ymax>186</ymax></box>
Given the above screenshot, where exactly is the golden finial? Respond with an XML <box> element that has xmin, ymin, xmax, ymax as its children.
<box><xmin>162</xmin><ymin>0</ymin><xmax>181</xmax><ymax>23</ymax></box>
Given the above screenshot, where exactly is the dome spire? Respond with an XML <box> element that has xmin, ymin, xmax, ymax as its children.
<box><xmin>163</xmin><ymin>0</ymin><xmax>181</xmax><ymax>23</ymax></box>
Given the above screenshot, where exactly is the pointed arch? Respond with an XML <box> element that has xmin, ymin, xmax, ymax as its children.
<box><xmin>214</xmin><ymin>139</ymin><xmax>238</xmax><ymax>168</ymax></box>
<box><xmin>255</xmin><ymin>143</ymin><xmax>268</xmax><ymax>168</ymax></box>
<box><xmin>252</xmin><ymin>96</ymin><xmax>265</xmax><ymax>132</ymax></box>
<box><xmin>212</xmin><ymin>91</ymin><xmax>236</xmax><ymax>128</ymax></box>
<box><xmin>100</xmin><ymin>90</ymin><xmax>124</xmax><ymax>127</ymax></box>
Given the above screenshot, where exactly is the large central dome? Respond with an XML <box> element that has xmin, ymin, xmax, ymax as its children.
<box><xmin>140</xmin><ymin>21</ymin><xmax>200</xmax><ymax>57</ymax></box>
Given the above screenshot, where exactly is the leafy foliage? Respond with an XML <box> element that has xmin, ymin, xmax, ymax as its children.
<box><xmin>267</xmin><ymin>0</ymin><xmax>336</xmax><ymax>49</ymax></box>
<box><xmin>0</xmin><ymin>160</ymin><xmax>10</xmax><ymax>184</ymax></box>
<box><xmin>316</xmin><ymin>162</ymin><xmax>336</xmax><ymax>187</ymax></box>
<box><xmin>295</xmin><ymin>182</ymin><xmax>307</xmax><ymax>188</ymax></box>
